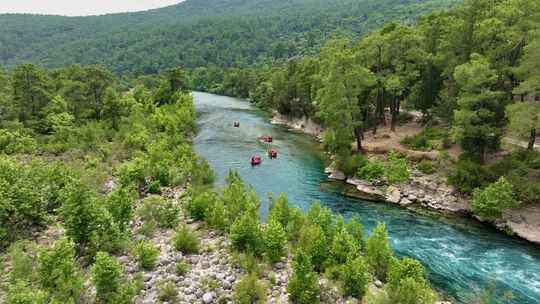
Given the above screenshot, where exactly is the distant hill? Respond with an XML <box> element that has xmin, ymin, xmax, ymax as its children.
<box><xmin>0</xmin><ymin>0</ymin><xmax>460</xmax><ymax>74</ymax></box>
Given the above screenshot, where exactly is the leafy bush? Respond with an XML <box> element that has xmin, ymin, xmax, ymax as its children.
<box><xmin>188</xmin><ymin>190</ymin><xmax>217</xmax><ymax>221</ymax></box>
<box><xmin>448</xmin><ymin>159</ymin><xmax>492</xmax><ymax>194</ymax></box>
<box><xmin>341</xmin><ymin>256</ymin><xmax>370</xmax><ymax>299</ymax></box>
<box><xmin>417</xmin><ymin>160</ymin><xmax>436</xmax><ymax>174</ymax></box>
<box><xmin>172</xmin><ymin>225</ymin><xmax>200</xmax><ymax>254</ymax></box>
<box><xmin>157</xmin><ymin>280</ymin><xmax>178</xmax><ymax>303</ymax></box>
<box><xmin>357</xmin><ymin>159</ymin><xmax>385</xmax><ymax>182</ymax></box>
<box><xmin>230</xmin><ymin>208</ymin><xmax>264</xmax><ymax>255</ymax></box>
<box><xmin>366</xmin><ymin>223</ymin><xmax>393</xmax><ymax>281</ymax></box>
<box><xmin>345</xmin><ymin>215</ymin><xmax>364</xmax><ymax>249</ymax></box>
<box><xmin>0</xmin><ymin>158</ymin><xmax>72</xmax><ymax>247</ymax></box>
<box><xmin>401</xmin><ymin>134</ymin><xmax>432</xmax><ymax>151</ymax></box>
<box><xmin>298</xmin><ymin>224</ymin><xmax>328</xmax><ymax>272</ymax></box>
<box><xmin>388</xmin><ymin>257</ymin><xmax>428</xmax><ymax>290</ymax></box>
<box><xmin>234</xmin><ymin>272</ymin><xmax>267</xmax><ymax>304</ymax></box>
<box><xmin>330</xmin><ymin>229</ymin><xmax>359</xmax><ymax>265</ymax></box>
<box><xmin>8</xmin><ymin>241</ymin><xmax>39</xmax><ymax>284</ymax></box>
<box><xmin>264</xmin><ymin>219</ymin><xmax>287</xmax><ymax>263</ymax></box>
<box><xmin>37</xmin><ymin>238</ymin><xmax>84</xmax><ymax>303</ymax></box>
<box><xmin>268</xmin><ymin>193</ymin><xmax>291</xmax><ymax>228</ymax></box>
<box><xmin>105</xmin><ymin>186</ymin><xmax>136</xmax><ymax>231</ymax></box>
<box><xmin>137</xmin><ymin>196</ymin><xmax>181</xmax><ymax>228</ymax></box>
<box><xmin>0</xmin><ymin>129</ymin><xmax>37</xmax><ymax>154</ymax></box>
<box><xmin>206</xmin><ymin>199</ymin><xmax>229</xmax><ymax>231</ymax></box>
<box><xmin>392</xmin><ymin>277</ymin><xmax>437</xmax><ymax>304</ymax></box>
<box><xmin>384</xmin><ymin>151</ymin><xmax>410</xmax><ymax>184</ymax></box>
<box><xmin>193</xmin><ymin>158</ymin><xmax>215</xmax><ymax>186</ymax></box>
<box><xmin>132</xmin><ymin>241</ymin><xmax>160</xmax><ymax>270</ymax></box>
<box><xmin>336</xmin><ymin>153</ymin><xmax>368</xmax><ymax>177</ymax></box>
<box><xmin>92</xmin><ymin>252</ymin><xmax>123</xmax><ymax>303</ymax></box>
<box><xmin>472</xmin><ymin>177</ymin><xmax>520</xmax><ymax>219</ymax></box>
<box><xmin>288</xmin><ymin>250</ymin><xmax>320</xmax><ymax>304</ymax></box>
<box><xmin>176</xmin><ymin>260</ymin><xmax>190</xmax><ymax>276</ymax></box>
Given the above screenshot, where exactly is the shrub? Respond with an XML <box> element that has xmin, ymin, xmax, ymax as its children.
<box><xmin>268</xmin><ymin>193</ymin><xmax>291</xmax><ymax>228</ymax></box>
<box><xmin>264</xmin><ymin>219</ymin><xmax>287</xmax><ymax>263</ymax></box>
<box><xmin>188</xmin><ymin>190</ymin><xmax>217</xmax><ymax>221</ymax></box>
<box><xmin>417</xmin><ymin>160</ymin><xmax>436</xmax><ymax>174</ymax></box>
<box><xmin>105</xmin><ymin>186</ymin><xmax>137</xmax><ymax>231</ymax></box>
<box><xmin>138</xmin><ymin>196</ymin><xmax>181</xmax><ymax>228</ymax></box>
<box><xmin>157</xmin><ymin>280</ymin><xmax>178</xmax><ymax>302</ymax></box>
<box><xmin>366</xmin><ymin>223</ymin><xmax>393</xmax><ymax>281</ymax></box>
<box><xmin>230</xmin><ymin>208</ymin><xmax>264</xmax><ymax>255</ymax></box>
<box><xmin>91</xmin><ymin>252</ymin><xmax>122</xmax><ymax>303</ymax></box>
<box><xmin>401</xmin><ymin>134</ymin><xmax>432</xmax><ymax>151</ymax></box>
<box><xmin>392</xmin><ymin>277</ymin><xmax>437</xmax><ymax>304</ymax></box>
<box><xmin>384</xmin><ymin>151</ymin><xmax>410</xmax><ymax>184</ymax></box>
<box><xmin>206</xmin><ymin>199</ymin><xmax>229</xmax><ymax>231</ymax></box>
<box><xmin>176</xmin><ymin>260</ymin><xmax>190</xmax><ymax>276</ymax></box>
<box><xmin>8</xmin><ymin>241</ymin><xmax>39</xmax><ymax>284</ymax></box>
<box><xmin>172</xmin><ymin>226</ymin><xmax>200</xmax><ymax>254</ymax></box>
<box><xmin>298</xmin><ymin>224</ymin><xmax>328</xmax><ymax>272</ymax></box>
<box><xmin>37</xmin><ymin>238</ymin><xmax>83</xmax><ymax>303</ymax></box>
<box><xmin>357</xmin><ymin>159</ymin><xmax>385</xmax><ymax>182</ymax></box>
<box><xmin>388</xmin><ymin>257</ymin><xmax>428</xmax><ymax>290</ymax></box>
<box><xmin>341</xmin><ymin>256</ymin><xmax>370</xmax><ymax>299</ymax></box>
<box><xmin>448</xmin><ymin>159</ymin><xmax>491</xmax><ymax>194</ymax></box>
<box><xmin>287</xmin><ymin>250</ymin><xmax>320</xmax><ymax>304</ymax></box>
<box><xmin>7</xmin><ymin>280</ymin><xmax>47</xmax><ymax>304</ymax></box>
<box><xmin>234</xmin><ymin>273</ymin><xmax>267</xmax><ymax>304</ymax></box>
<box><xmin>330</xmin><ymin>229</ymin><xmax>359</xmax><ymax>265</ymax></box>
<box><xmin>193</xmin><ymin>158</ymin><xmax>215</xmax><ymax>186</ymax></box>
<box><xmin>472</xmin><ymin>177</ymin><xmax>520</xmax><ymax>219</ymax></box>
<box><xmin>0</xmin><ymin>129</ymin><xmax>37</xmax><ymax>154</ymax></box>
<box><xmin>345</xmin><ymin>215</ymin><xmax>364</xmax><ymax>249</ymax></box>
<box><xmin>336</xmin><ymin>153</ymin><xmax>368</xmax><ymax>177</ymax></box>
<box><xmin>132</xmin><ymin>241</ymin><xmax>159</xmax><ymax>270</ymax></box>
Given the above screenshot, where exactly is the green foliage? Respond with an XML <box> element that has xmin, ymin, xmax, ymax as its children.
<box><xmin>453</xmin><ymin>54</ymin><xmax>504</xmax><ymax>163</ymax></box>
<box><xmin>384</xmin><ymin>151</ymin><xmax>410</xmax><ymax>184</ymax></box>
<box><xmin>91</xmin><ymin>252</ymin><xmax>123</xmax><ymax>303</ymax></box>
<box><xmin>268</xmin><ymin>193</ymin><xmax>291</xmax><ymax>228</ymax></box>
<box><xmin>330</xmin><ymin>228</ymin><xmax>360</xmax><ymax>265</ymax></box>
<box><xmin>172</xmin><ymin>225</ymin><xmax>200</xmax><ymax>254</ymax></box>
<box><xmin>188</xmin><ymin>189</ymin><xmax>217</xmax><ymax>221</ymax></box>
<box><xmin>417</xmin><ymin>160</ymin><xmax>436</xmax><ymax>174</ymax></box>
<box><xmin>176</xmin><ymin>260</ymin><xmax>190</xmax><ymax>276</ymax></box>
<box><xmin>234</xmin><ymin>273</ymin><xmax>267</xmax><ymax>304</ymax></box>
<box><xmin>366</xmin><ymin>223</ymin><xmax>393</xmax><ymax>281</ymax></box>
<box><xmin>0</xmin><ymin>129</ymin><xmax>37</xmax><ymax>154</ymax></box>
<box><xmin>230</xmin><ymin>208</ymin><xmax>264</xmax><ymax>255</ymax></box>
<box><xmin>264</xmin><ymin>219</ymin><xmax>287</xmax><ymax>263</ymax></box>
<box><xmin>336</xmin><ymin>153</ymin><xmax>369</xmax><ymax>177</ymax></box>
<box><xmin>448</xmin><ymin>159</ymin><xmax>492</xmax><ymax>194</ymax></box>
<box><xmin>393</xmin><ymin>277</ymin><xmax>437</xmax><ymax>304</ymax></box>
<box><xmin>105</xmin><ymin>186</ymin><xmax>136</xmax><ymax>231</ymax></box>
<box><xmin>341</xmin><ymin>256</ymin><xmax>370</xmax><ymax>299</ymax></box>
<box><xmin>0</xmin><ymin>157</ymin><xmax>72</xmax><ymax>247</ymax></box>
<box><xmin>138</xmin><ymin>196</ymin><xmax>181</xmax><ymax>229</ymax></box>
<box><xmin>472</xmin><ymin>177</ymin><xmax>520</xmax><ymax>219</ymax></box>
<box><xmin>37</xmin><ymin>238</ymin><xmax>83</xmax><ymax>303</ymax></box>
<box><xmin>288</xmin><ymin>250</ymin><xmax>320</xmax><ymax>304</ymax></box>
<box><xmin>157</xmin><ymin>281</ymin><xmax>178</xmax><ymax>303</ymax></box>
<box><xmin>132</xmin><ymin>241</ymin><xmax>160</xmax><ymax>270</ymax></box>
<box><xmin>357</xmin><ymin>159</ymin><xmax>385</xmax><ymax>182</ymax></box>
<box><xmin>298</xmin><ymin>224</ymin><xmax>328</xmax><ymax>272</ymax></box>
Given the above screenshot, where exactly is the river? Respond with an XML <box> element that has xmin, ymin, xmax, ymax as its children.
<box><xmin>192</xmin><ymin>91</ymin><xmax>540</xmax><ymax>303</ymax></box>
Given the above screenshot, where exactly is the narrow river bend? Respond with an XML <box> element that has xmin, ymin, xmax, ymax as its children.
<box><xmin>193</xmin><ymin>92</ymin><xmax>540</xmax><ymax>303</ymax></box>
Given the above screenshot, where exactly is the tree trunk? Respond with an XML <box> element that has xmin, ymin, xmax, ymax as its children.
<box><xmin>354</xmin><ymin>127</ymin><xmax>363</xmax><ymax>153</ymax></box>
<box><xmin>528</xmin><ymin>128</ymin><xmax>537</xmax><ymax>150</ymax></box>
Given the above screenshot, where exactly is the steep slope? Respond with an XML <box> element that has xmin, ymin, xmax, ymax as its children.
<box><xmin>0</xmin><ymin>0</ymin><xmax>460</xmax><ymax>73</ymax></box>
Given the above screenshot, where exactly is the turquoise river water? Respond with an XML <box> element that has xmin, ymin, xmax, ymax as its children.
<box><xmin>192</xmin><ymin>92</ymin><xmax>540</xmax><ymax>303</ymax></box>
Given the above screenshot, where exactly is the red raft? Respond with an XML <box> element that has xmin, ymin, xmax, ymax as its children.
<box><xmin>251</xmin><ymin>155</ymin><xmax>262</xmax><ymax>166</ymax></box>
<box><xmin>233</xmin><ymin>121</ymin><xmax>240</xmax><ymax>127</ymax></box>
<box><xmin>268</xmin><ymin>149</ymin><xmax>278</xmax><ymax>159</ymax></box>
<box><xmin>258</xmin><ymin>135</ymin><xmax>273</xmax><ymax>143</ymax></box>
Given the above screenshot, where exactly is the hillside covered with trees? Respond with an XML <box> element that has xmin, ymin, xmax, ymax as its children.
<box><xmin>0</xmin><ymin>0</ymin><xmax>460</xmax><ymax>74</ymax></box>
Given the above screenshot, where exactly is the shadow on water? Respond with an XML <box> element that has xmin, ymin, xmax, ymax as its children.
<box><xmin>192</xmin><ymin>91</ymin><xmax>540</xmax><ymax>304</ymax></box>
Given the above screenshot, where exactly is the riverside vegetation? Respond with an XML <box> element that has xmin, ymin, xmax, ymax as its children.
<box><xmin>0</xmin><ymin>64</ymin><xmax>455</xmax><ymax>303</ymax></box>
<box><xmin>187</xmin><ymin>0</ymin><xmax>540</xmax><ymax>229</ymax></box>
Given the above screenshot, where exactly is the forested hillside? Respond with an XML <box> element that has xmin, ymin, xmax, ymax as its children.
<box><xmin>0</xmin><ymin>0</ymin><xmax>460</xmax><ymax>74</ymax></box>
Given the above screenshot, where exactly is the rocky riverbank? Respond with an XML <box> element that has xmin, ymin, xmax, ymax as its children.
<box><xmin>271</xmin><ymin>111</ymin><xmax>540</xmax><ymax>246</ymax></box>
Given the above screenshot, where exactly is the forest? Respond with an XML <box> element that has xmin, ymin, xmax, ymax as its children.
<box><xmin>0</xmin><ymin>0</ymin><xmax>460</xmax><ymax>73</ymax></box>
<box><xmin>188</xmin><ymin>0</ymin><xmax>540</xmax><ymax>221</ymax></box>
<box><xmin>1</xmin><ymin>0</ymin><xmax>540</xmax><ymax>303</ymax></box>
